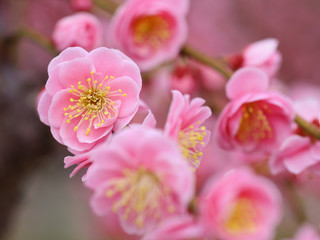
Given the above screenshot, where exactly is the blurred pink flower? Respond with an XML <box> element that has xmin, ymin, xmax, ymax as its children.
<box><xmin>70</xmin><ymin>0</ymin><xmax>92</xmax><ymax>11</ymax></box>
<box><xmin>37</xmin><ymin>47</ymin><xmax>141</xmax><ymax>152</ymax></box>
<box><xmin>170</xmin><ymin>63</ymin><xmax>198</xmax><ymax>94</ymax></box>
<box><xmin>85</xmin><ymin>126</ymin><xmax>194</xmax><ymax>235</ymax></box>
<box><xmin>164</xmin><ymin>90</ymin><xmax>212</xmax><ymax>170</ymax></box>
<box><xmin>52</xmin><ymin>12</ymin><xmax>102</xmax><ymax>51</ymax></box>
<box><xmin>216</xmin><ymin>67</ymin><xmax>294</xmax><ymax>154</ymax></box>
<box><xmin>229</xmin><ymin>39</ymin><xmax>282</xmax><ymax>78</ymax></box>
<box><xmin>142</xmin><ymin>215</ymin><xmax>205</xmax><ymax>240</ymax></box>
<box><xmin>270</xmin><ymin>98</ymin><xmax>320</xmax><ymax>175</ymax></box>
<box><xmin>200</xmin><ymin>168</ymin><xmax>282</xmax><ymax>240</ymax></box>
<box><xmin>110</xmin><ymin>0</ymin><xmax>188</xmax><ymax>71</ymax></box>
<box><xmin>283</xmin><ymin>224</ymin><xmax>320</xmax><ymax>240</ymax></box>
<box><xmin>153</xmin><ymin>59</ymin><xmax>226</xmax><ymax>95</ymax></box>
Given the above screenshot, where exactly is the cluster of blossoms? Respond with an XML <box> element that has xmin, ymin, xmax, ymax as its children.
<box><xmin>34</xmin><ymin>0</ymin><xmax>320</xmax><ymax>239</ymax></box>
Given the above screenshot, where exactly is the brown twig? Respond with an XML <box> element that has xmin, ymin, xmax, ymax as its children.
<box><xmin>180</xmin><ymin>45</ymin><xmax>233</xmax><ymax>79</ymax></box>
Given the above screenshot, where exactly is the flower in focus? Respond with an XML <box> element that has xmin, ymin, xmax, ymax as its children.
<box><xmin>110</xmin><ymin>0</ymin><xmax>189</xmax><ymax>71</ymax></box>
<box><xmin>37</xmin><ymin>47</ymin><xmax>141</xmax><ymax>152</ymax></box>
<box><xmin>200</xmin><ymin>168</ymin><xmax>282</xmax><ymax>240</ymax></box>
<box><xmin>215</xmin><ymin>67</ymin><xmax>294</xmax><ymax>155</ymax></box>
<box><xmin>85</xmin><ymin>126</ymin><xmax>194</xmax><ymax>235</ymax></box>
<box><xmin>142</xmin><ymin>215</ymin><xmax>205</xmax><ymax>240</ymax></box>
<box><xmin>164</xmin><ymin>90</ymin><xmax>212</xmax><ymax>170</ymax></box>
<box><xmin>229</xmin><ymin>38</ymin><xmax>282</xmax><ymax>78</ymax></box>
<box><xmin>52</xmin><ymin>12</ymin><xmax>102</xmax><ymax>51</ymax></box>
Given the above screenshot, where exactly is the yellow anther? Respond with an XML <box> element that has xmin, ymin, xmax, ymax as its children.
<box><xmin>70</xmin><ymin>98</ymin><xmax>74</xmax><ymax>102</ymax></box>
<box><xmin>74</xmin><ymin>126</ymin><xmax>78</xmax><ymax>131</ymax></box>
<box><xmin>63</xmin><ymin>107</ymin><xmax>67</xmax><ymax>111</ymax></box>
<box><xmin>87</xmin><ymin>78</ymin><xmax>91</xmax><ymax>82</ymax></box>
<box><xmin>118</xmin><ymin>89</ymin><xmax>122</xmax><ymax>93</ymax></box>
<box><xmin>90</xmin><ymin>70</ymin><xmax>94</xmax><ymax>75</ymax></box>
<box><xmin>67</xmin><ymin>119</ymin><xmax>71</xmax><ymax>123</ymax></box>
<box><xmin>64</xmin><ymin>113</ymin><xmax>69</xmax><ymax>116</ymax></box>
<box><xmin>110</xmin><ymin>76</ymin><xmax>114</xmax><ymax>79</ymax></box>
<box><xmin>201</xmin><ymin>126</ymin><xmax>206</xmax><ymax>130</ymax></box>
<box><xmin>123</xmin><ymin>93</ymin><xmax>127</xmax><ymax>97</ymax></box>
<box><xmin>69</xmin><ymin>89</ymin><xmax>73</xmax><ymax>93</ymax></box>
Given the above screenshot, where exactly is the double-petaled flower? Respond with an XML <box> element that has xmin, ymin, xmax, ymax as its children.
<box><xmin>38</xmin><ymin>47</ymin><xmax>142</xmax><ymax>152</ymax></box>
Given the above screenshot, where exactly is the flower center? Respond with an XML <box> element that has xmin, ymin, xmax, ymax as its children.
<box><xmin>64</xmin><ymin>71</ymin><xmax>126</xmax><ymax>135</ymax></box>
<box><xmin>105</xmin><ymin>167</ymin><xmax>175</xmax><ymax>228</ymax></box>
<box><xmin>178</xmin><ymin>121</ymin><xmax>206</xmax><ymax>171</ymax></box>
<box><xmin>132</xmin><ymin>15</ymin><xmax>171</xmax><ymax>49</ymax></box>
<box><xmin>236</xmin><ymin>102</ymin><xmax>273</xmax><ymax>144</ymax></box>
<box><xmin>225</xmin><ymin>198</ymin><xmax>257</xmax><ymax>235</ymax></box>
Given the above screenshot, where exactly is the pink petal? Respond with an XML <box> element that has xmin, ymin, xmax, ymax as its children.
<box><xmin>244</xmin><ymin>38</ymin><xmax>279</xmax><ymax>65</ymax></box>
<box><xmin>37</xmin><ymin>91</ymin><xmax>52</xmax><ymax>125</ymax></box>
<box><xmin>226</xmin><ymin>67</ymin><xmax>269</xmax><ymax>99</ymax></box>
<box><xmin>48</xmin><ymin>47</ymin><xmax>88</xmax><ymax>73</ymax></box>
<box><xmin>58</xmin><ymin>58</ymin><xmax>95</xmax><ymax>88</ymax></box>
<box><xmin>76</xmin><ymin>124</ymin><xmax>112</xmax><ymax>144</ymax></box>
<box><xmin>108</xmin><ymin>76</ymin><xmax>140</xmax><ymax>118</ymax></box>
<box><xmin>48</xmin><ymin>89</ymin><xmax>73</xmax><ymax>128</ymax></box>
<box><xmin>142</xmin><ymin>110</ymin><xmax>157</xmax><ymax>128</ymax></box>
<box><xmin>87</xmin><ymin>47</ymin><xmax>142</xmax><ymax>89</ymax></box>
<box><xmin>59</xmin><ymin>119</ymin><xmax>95</xmax><ymax>151</ymax></box>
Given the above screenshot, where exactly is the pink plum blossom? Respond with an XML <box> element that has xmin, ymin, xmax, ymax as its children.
<box><xmin>200</xmin><ymin>168</ymin><xmax>282</xmax><ymax>240</ymax></box>
<box><xmin>283</xmin><ymin>224</ymin><xmax>320</xmax><ymax>240</ymax></box>
<box><xmin>170</xmin><ymin>63</ymin><xmax>198</xmax><ymax>94</ymax></box>
<box><xmin>37</xmin><ymin>47</ymin><xmax>141</xmax><ymax>152</ymax></box>
<box><xmin>215</xmin><ymin>67</ymin><xmax>294</xmax><ymax>155</ymax></box>
<box><xmin>164</xmin><ymin>90</ymin><xmax>212</xmax><ymax>170</ymax></box>
<box><xmin>85</xmin><ymin>126</ymin><xmax>195</xmax><ymax>235</ymax></box>
<box><xmin>142</xmin><ymin>215</ymin><xmax>205</xmax><ymax>240</ymax></box>
<box><xmin>154</xmin><ymin>59</ymin><xmax>226</xmax><ymax>95</ymax></box>
<box><xmin>110</xmin><ymin>0</ymin><xmax>189</xmax><ymax>71</ymax></box>
<box><xmin>229</xmin><ymin>38</ymin><xmax>282</xmax><ymax>78</ymax></box>
<box><xmin>52</xmin><ymin>12</ymin><xmax>102</xmax><ymax>51</ymax></box>
<box><xmin>270</xmin><ymin>98</ymin><xmax>320</xmax><ymax>175</ymax></box>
